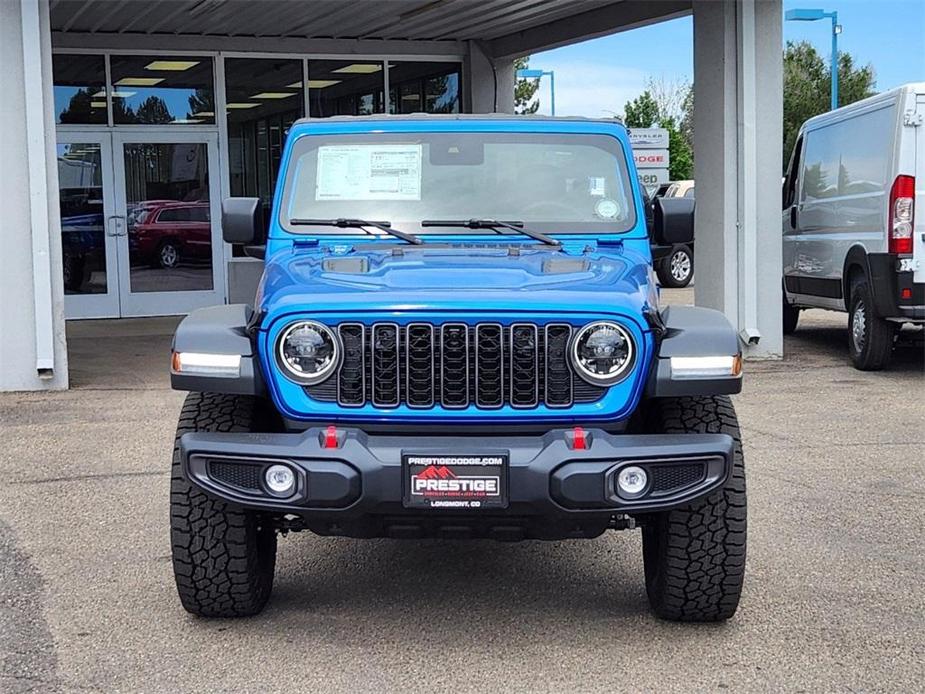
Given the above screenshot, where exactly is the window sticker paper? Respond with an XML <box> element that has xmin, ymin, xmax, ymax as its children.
<box><xmin>315</xmin><ymin>144</ymin><xmax>422</xmax><ymax>201</ymax></box>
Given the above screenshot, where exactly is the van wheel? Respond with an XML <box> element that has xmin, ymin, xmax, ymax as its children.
<box><xmin>782</xmin><ymin>295</ymin><xmax>800</xmax><ymax>334</ymax></box>
<box><xmin>641</xmin><ymin>395</ymin><xmax>747</xmax><ymax>622</ymax></box>
<box><xmin>170</xmin><ymin>392</ymin><xmax>277</xmax><ymax>617</ymax></box>
<box><xmin>657</xmin><ymin>245</ymin><xmax>694</xmax><ymax>288</ymax></box>
<box><xmin>848</xmin><ymin>277</ymin><xmax>894</xmax><ymax>370</ymax></box>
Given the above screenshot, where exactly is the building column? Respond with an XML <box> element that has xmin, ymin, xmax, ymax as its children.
<box><xmin>692</xmin><ymin>0</ymin><xmax>783</xmax><ymax>359</ymax></box>
<box><xmin>466</xmin><ymin>41</ymin><xmax>515</xmax><ymax>114</ymax></box>
<box><xmin>0</xmin><ymin>0</ymin><xmax>68</xmax><ymax>391</ymax></box>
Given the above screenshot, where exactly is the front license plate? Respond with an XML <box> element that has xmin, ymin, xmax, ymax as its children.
<box><xmin>403</xmin><ymin>453</ymin><xmax>508</xmax><ymax>509</ymax></box>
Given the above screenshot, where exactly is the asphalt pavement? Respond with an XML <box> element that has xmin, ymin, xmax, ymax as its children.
<box><xmin>1</xmin><ymin>290</ymin><xmax>923</xmax><ymax>693</ymax></box>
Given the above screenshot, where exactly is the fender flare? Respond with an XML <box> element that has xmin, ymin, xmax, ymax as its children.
<box><xmin>645</xmin><ymin>305</ymin><xmax>742</xmax><ymax>398</ymax></box>
<box><xmin>170</xmin><ymin>304</ymin><xmax>265</xmax><ymax>396</ymax></box>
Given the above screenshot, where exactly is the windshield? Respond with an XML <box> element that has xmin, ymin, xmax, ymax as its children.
<box><xmin>279</xmin><ymin>131</ymin><xmax>637</xmax><ymax>235</ymax></box>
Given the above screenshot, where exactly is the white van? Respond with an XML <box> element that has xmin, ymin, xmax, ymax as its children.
<box><xmin>782</xmin><ymin>83</ymin><xmax>924</xmax><ymax>370</ymax></box>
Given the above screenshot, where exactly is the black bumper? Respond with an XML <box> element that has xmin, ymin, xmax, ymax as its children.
<box><xmin>179</xmin><ymin>427</ymin><xmax>734</xmax><ymax>539</ymax></box>
<box><xmin>868</xmin><ymin>254</ymin><xmax>924</xmax><ymax>321</ymax></box>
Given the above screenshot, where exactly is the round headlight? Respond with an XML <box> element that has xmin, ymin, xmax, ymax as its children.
<box><xmin>570</xmin><ymin>321</ymin><xmax>635</xmax><ymax>385</ymax></box>
<box><xmin>276</xmin><ymin>321</ymin><xmax>340</xmax><ymax>385</ymax></box>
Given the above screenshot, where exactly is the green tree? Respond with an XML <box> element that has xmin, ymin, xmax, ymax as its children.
<box><xmin>622</xmin><ymin>90</ymin><xmax>660</xmax><ymax>128</ymax></box>
<box><xmin>135</xmin><ymin>96</ymin><xmax>172</xmax><ymax>124</ymax></box>
<box><xmin>783</xmin><ymin>40</ymin><xmax>876</xmax><ymax>169</ymax></box>
<box><xmin>660</xmin><ymin>116</ymin><xmax>693</xmax><ymax>181</ymax></box>
<box><xmin>623</xmin><ymin>88</ymin><xmax>693</xmax><ymax>180</ymax></box>
<box><xmin>514</xmin><ymin>56</ymin><xmax>540</xmax><ymax>114</ymax></box>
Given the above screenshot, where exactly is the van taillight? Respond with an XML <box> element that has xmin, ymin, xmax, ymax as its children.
<box><xmin>889</xmin><ymin>175</ymin><xmax>915</xmax><ymax>254</ymax></box>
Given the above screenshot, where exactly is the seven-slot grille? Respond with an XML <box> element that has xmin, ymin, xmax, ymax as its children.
<box><xmin>307</xmin><ymin>322</ymin><xmax>607</xmax><ymax>409</ymax></box>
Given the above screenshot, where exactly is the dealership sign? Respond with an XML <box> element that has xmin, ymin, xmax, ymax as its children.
<box><xmin>628</xmin><ymin>127</ymin><xmax>669</xmax><ymax>186</ymax></box>
<box><xmin>627</xmin><ymin>127</ymin><xmax>669</xmax><ymax>149</ymax></box>
<box><xmin>633</xmin><ymin>149</ymin><xmax>669</xmax><ymax>169</ymax></box>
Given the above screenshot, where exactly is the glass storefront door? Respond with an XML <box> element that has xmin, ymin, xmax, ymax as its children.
<box><xmin>56</xmin><ymin>131</ymin><xmax>223</xmax><ymax>318</ymax></box>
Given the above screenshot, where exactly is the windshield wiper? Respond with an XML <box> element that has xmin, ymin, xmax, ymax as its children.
<box><xmin>421</xmin><ymin>219</ymin><xmax>561</xmax><ymax>248</ymax></box>
<box><xmin>289</xmin><ymin>218</ymin><xmax>423</xmax><ymax>245</ymax></box>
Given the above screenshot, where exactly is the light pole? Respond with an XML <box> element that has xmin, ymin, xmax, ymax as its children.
<box><xmin>516</xmin><ymin>68</ymin><xmax>556</xmax><ymax>116</ymax></box>
<box><xmin>785</xmin><ymin>8</ymin><xmax>842</xmax><ymax>110</ymax></box>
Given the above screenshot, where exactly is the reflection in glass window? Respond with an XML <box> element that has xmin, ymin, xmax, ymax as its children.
<box><xmin>308</xmin><ymin>60</ymin><xmax>384</xmax><ymax>118</ymax></box>
<box><xmin>388</xmin><ymin>62</ymin><xmax>460</xmax><ymax>115</ymax></box>
<box><xmin>109</xmin><ymin>56</ymin><xmax>214</xmax><ymax>125</ymax></box>
<box><xmin>226</xmin><ymin>58</ymin><xmax>303</xmax><ymax>252</ymax></box>
<box><xmin>123</xmin><ymin>143</ymin><xmax>213</xmax><ymax>292</ymax></box>
<box><xmin>53</xmin><ymin>54</ymin><xmax>107</xmax><ymax>125</ymax></box>
<box><xmin>58</xmin><ymin>143</ymin><xmax>107</xmax><ymax>294</ymax></box>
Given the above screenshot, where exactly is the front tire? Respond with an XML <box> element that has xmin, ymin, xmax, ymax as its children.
<box><xmin>641</xmin><ymin>395</ymin><xmax>747</xmax><ymax>622</ymax></box>
<box><xmin>848</xmin><ymin>277</ymin><xmax>894</xmax><ymax>371</ymax></box>
<box><xmin>170</xmin><ymin>392</ymin><xmax>277</xmax><ymax>617</ymax></box>
<box><xmin>657</xmin><ymin>245</ymin><xmax>694</xmax><ymax>288</ymax></box>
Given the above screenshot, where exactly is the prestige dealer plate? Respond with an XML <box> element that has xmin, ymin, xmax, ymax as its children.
<box><xmin>403</xmin><ymin>453</ymin><xmax>509</xmax><ymax>509</ymax></box>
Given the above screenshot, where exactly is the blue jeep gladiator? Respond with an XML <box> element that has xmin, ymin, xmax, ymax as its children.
<box><xmin>169</xmin><ymin>115</ymin><xmax>746</xmax><ymax>622</ymax></box>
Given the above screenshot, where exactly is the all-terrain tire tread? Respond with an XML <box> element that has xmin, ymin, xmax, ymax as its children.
<box><xmin>170</xmin><ymin>392</ymin><xmax>276</xmax><ymax>617</ymax></box>
<box><xmin>643</xmin><ymin>395</ymin><xmax>746</xmax><ymax>622</ymax></box>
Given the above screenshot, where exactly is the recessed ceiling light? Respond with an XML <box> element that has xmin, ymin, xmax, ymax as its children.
<box><xmin>92</xmin><ymin>89</ymin><xmax>107</xmax><ymax>98</ymax></box>
<box><xmin>285</xmin><ymin>81</ymin><xmax>303</xmax><ymax>89</ymax></box>
<box><xmin>331</xmin><ymin>63</ymin><xmax>381</xmax><ymax>74</ymax></box>
<box><xmin>192</xmin><ymin>111</ymin><xmax>215</xmax><ymax>117</ymax></box>
<box><xmin>90</xmin><ymin>101</ymin><xmax>107</xmax><ymax>108</ymax></box>
<box><xmin>225</xmin><ymin>102</ymin><xmax>260</xmax><ymax>109</ymax></box>
<box><xmin>115</xmin><ymin>77</ymin><xmax>165</xmax><ymax>86</ymax></box>
<box><xmin>250</xmin><ymin>92</ymin><xmax>297</xmax><ymax>99</ymax></box>
<box><xmin>171</xmin><ymin>118</ymin><xmax>202</xmax><ymax>124</ymax></box>
<box><xmin>110</xmin><ymin>90</ymin><xmax>137</xmax><ymax>98</ymax></box>
<box><xmin>307</xmin><ymin>79</ymin><xmax>341</xmax><ymax>89</ymax></box>
<box><xmin>145</xmin><ymin>60</ymin><xmax>200</xmax><ymax>71</ymax></box>
<box><xmin>401</xmin><ymin>94</ymin><xmax>420</xmax><ymax>100</ymax></box>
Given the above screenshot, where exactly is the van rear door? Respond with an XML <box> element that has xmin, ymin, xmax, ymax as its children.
<box><xmin>914</xmin><ymin>91</ymin><xmax>925</xmax><ymax>284</ymax></box>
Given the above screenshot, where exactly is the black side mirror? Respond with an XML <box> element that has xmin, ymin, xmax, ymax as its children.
<box><xmin>222</xmin><ymin>197</ymin><xmax>263</xmax><ymax>245</ymax></box>
<box><xmin>653</xmin><ymin>197</ymin><xmax>695</xmax><ymax>245</ymax></box>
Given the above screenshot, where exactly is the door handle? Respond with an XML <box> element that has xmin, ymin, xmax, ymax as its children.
<box><xmin>789</xmin><ymin>206</ymin><xmax>798</xmax><ymax>229</ymax></box>
<box><xmin>107</xmin><ymin>215</ymin><xmax>126</xmax><ymax>236</ymax></box>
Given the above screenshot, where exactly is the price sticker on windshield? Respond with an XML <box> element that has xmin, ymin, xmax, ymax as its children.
<box><xmin>316</xmin><ymin>144</ymin><xmax>422</xmax><ymax>201</ymax></box>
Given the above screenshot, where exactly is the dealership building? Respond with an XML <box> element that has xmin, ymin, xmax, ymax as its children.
<box><xmin>1</xmin><ymin>0</ymin><xmax>784</xmax><ymax>391</ymax></box>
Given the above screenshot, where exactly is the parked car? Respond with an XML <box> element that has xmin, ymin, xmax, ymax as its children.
<box><xmin>168</xmin><ymin>115</ymin><xmax>746</xmax><ymax>622</ymax></box>
<box><xmin>663</xmin><ymin>180</ymin><xmax>695</xmax><ymax>199</ymax></box>
<box><xmin>129</xmin><ymin>200</ymin><xmax>212</xmax><ymax>269</ymax></box>
<box><xmin>782</xmin><ymin>83</ymin><xmax>924</xmax><ymax>369</ymax></box>
<box><xmin>642</xmin><ymin>184</ymin><xmax>695</xmax><ymax>287</ymax></box>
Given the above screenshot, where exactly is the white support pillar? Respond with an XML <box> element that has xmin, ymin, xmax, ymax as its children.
<box><xmin>692</xmin><ymin>0</ymin><xmax>783</xmax><ymax>359</ymax></box>
<box><xmin>0</xmin><ymin>0</ymin><xmax>68</xmax><ymax>391</ymax></box>
<box><xmin>466</xmin><ymin>40</ymin><xmax>515</xmax><ymax>114</ymax></box>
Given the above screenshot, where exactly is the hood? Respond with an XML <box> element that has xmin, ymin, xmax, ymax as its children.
<box><xmin>259</xmin><ymin>242</ymin><xmax>654</xmax><ymax>322</ymax></box>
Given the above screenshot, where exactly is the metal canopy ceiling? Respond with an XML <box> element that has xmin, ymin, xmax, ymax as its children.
<box><xmin>49</xmin><ymin>0</ymin><xmax>623</xmax><ymax>42</ymax></box>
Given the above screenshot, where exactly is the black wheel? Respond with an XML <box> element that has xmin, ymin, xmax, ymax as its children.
<box><xmin>157</xmin><ymin>240</ymin><xmax>181</xmax><ymax>269</ymax></box>
<box><xmin>782</xmin><ymin>294</ymin><xmax>800</xmax><ymax>335</ymax></box>
<box><xmin>656</xmin><ymin>245</ymin><xmax>693</xmax><ymax>288</ymax></box>
<box><xmin>170</xmin><ymin>392</ymin><xmax>277</xmax><ymax>617</ymax></box>
<box><xmin>641</xmin><ymin>395</ymin><xmax>747</xmax><ymax>622</ymax></box>
<box><xmin>62</xmin><ymin>253</ymin><xmax>83</xmax><ymax>291</ymax></box>
<box><xmin>848</xmin><ymin>276</ymin><xmax>894</xmax><ymax>371</ymax></box>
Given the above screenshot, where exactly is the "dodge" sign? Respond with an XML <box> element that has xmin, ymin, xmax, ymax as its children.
<box><xmin>633</xmin><ymin>149</ymin><xmax>669</xmax><ymax>168</ymax></box>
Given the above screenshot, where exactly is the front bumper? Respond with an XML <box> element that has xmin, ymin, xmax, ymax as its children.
<box><xmin>180</xmin><ymin>426</ymin><xmax>734</xmax><ymax>539</ymax></box>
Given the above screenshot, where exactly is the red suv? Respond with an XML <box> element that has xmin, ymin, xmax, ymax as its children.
<box><xmin>129</xmin><ymin>201</ymin><xmax>212</xmax><ymax>269</ymax></box>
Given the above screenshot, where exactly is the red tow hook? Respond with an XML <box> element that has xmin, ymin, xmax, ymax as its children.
<box><xmin>323</xmin><ymin>425</ymin><xmax>339</xmax><ymax>449</ymax></box>
<box><xmin>571</xmin><ymin>426</ymin><xmax>588</xmax><ymax>450</ymax></box>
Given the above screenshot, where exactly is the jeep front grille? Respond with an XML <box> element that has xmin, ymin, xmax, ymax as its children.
<box><xmin>305</xmin><ymin>322</ymin><xmax>606</xmax><ymax>409</ymax></box>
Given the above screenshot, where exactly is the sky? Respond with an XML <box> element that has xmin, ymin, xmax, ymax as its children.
<box><xmin>531</xmin><ymin>0</ymin><xmax>925</xmax><ymax>118</ymax></box>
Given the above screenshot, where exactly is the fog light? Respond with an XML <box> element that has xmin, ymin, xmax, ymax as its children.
<box><xmin>616</xmin><ymin>465</ymin><xmax>648</xmax><ymax>498</ymax></box>
<box><xmin>265</xmin><ymin>464</ymin><xmax>295</xmax><ymax>496</ymax></box>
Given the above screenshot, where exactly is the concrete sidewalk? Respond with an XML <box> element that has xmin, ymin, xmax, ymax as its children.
<box><xmin>1</xmin><ymin>295</ymin><xmax>923</xmax><ymax>693</ymax></box>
